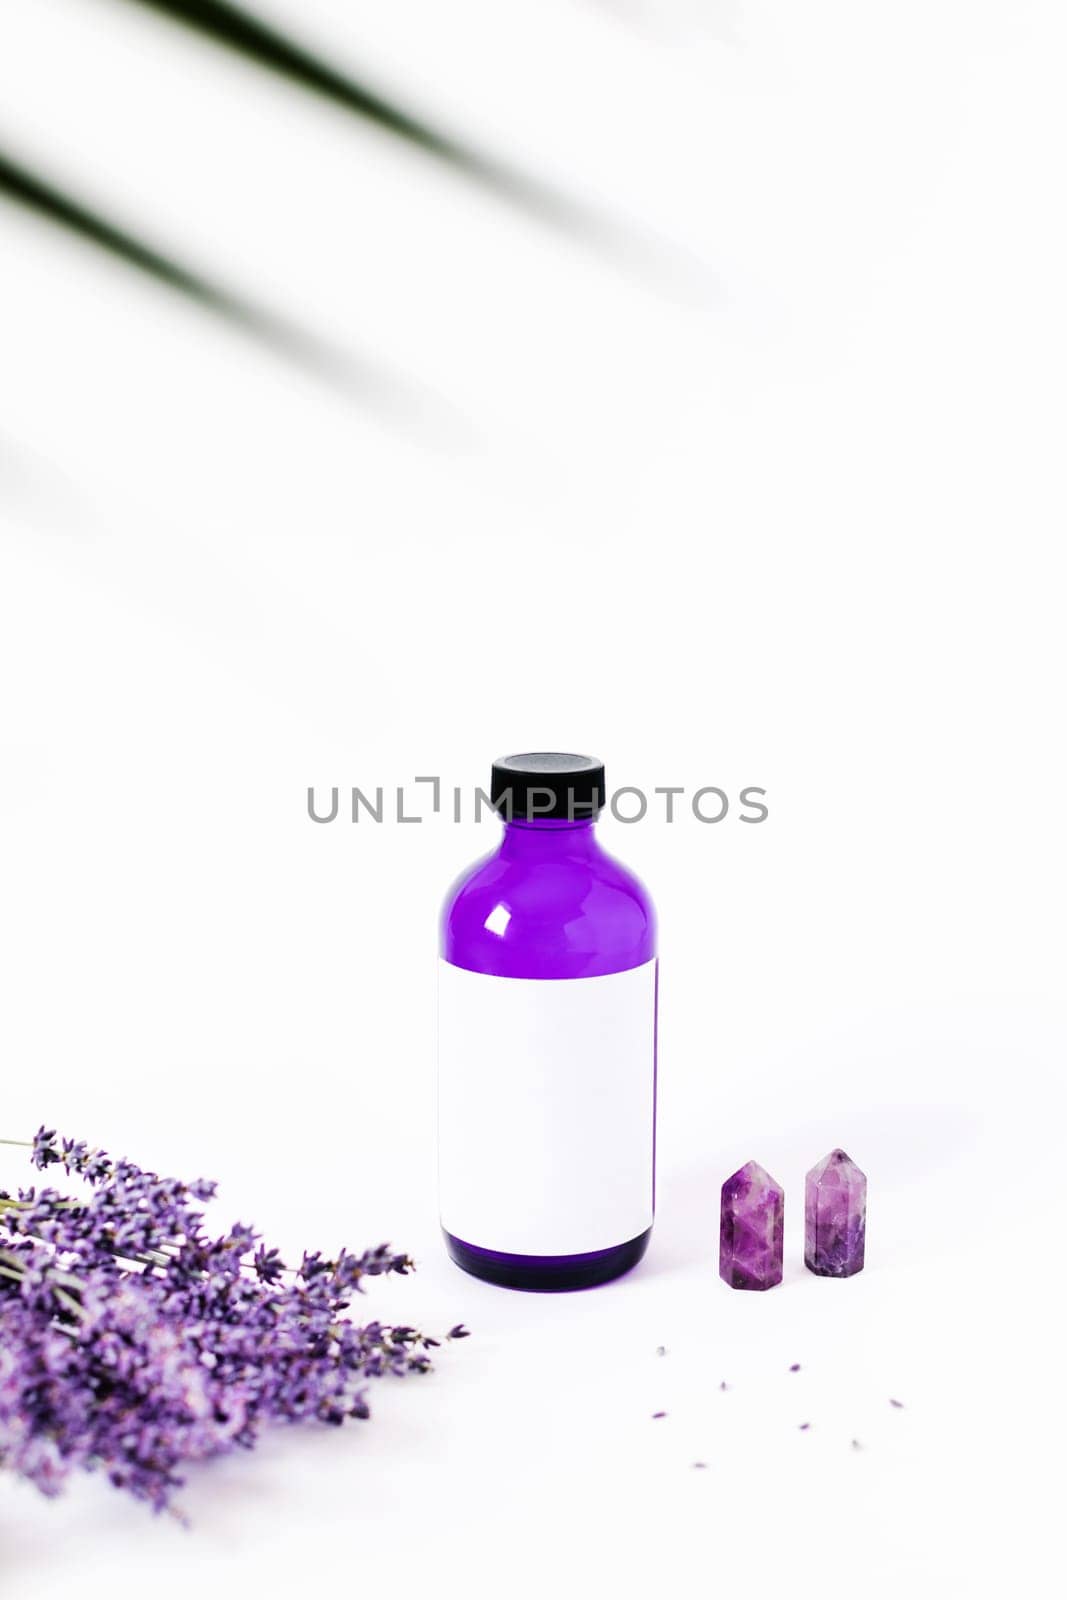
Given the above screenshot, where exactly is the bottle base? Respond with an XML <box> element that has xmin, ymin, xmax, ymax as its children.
<box><xmin>442</xmin><ymin>1227</ymin><xmax>651</xmax><ymax>1292</ymax></box>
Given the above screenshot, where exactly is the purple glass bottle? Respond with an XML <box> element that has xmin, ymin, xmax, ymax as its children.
<box><xmin>438</xmin><ymin>754</ymin><xmax>657</xmax><ymax>1291</ymax></box>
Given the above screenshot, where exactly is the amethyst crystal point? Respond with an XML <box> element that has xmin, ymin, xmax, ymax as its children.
<box><xmin>719</xmin><ymin>1161</ymin><xmax>784</xmax><ymax>1290</ymax></box>
<box><xmin>804</xmin><ymin>1148</ymin><xmax>867</xmax><ymax>1277</ymax></box>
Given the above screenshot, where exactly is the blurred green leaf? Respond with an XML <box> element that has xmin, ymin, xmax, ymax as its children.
<box><xmin>1</xmin><ymin>147</ymin><xmax>239</xmax><ymax>311</ymax></box>
<box><xmin>117</xmin><ymin>0</ymin><xmax>594</xmax><ymax>233</ymax></box>
<box><xmin>0</xmin><ymin>147</ymin><xmax>402</xmax><ymax>404</ymax></box>
<box><xmin>122</xmin><ymin>0</ymin><xmax>470</xmax><ymax>163</ymax></box>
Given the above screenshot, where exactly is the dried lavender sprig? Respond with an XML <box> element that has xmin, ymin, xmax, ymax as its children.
<box><xmin>1</xmin><ymin>1128</ymin><xmax>453</xmax><ymax>1513</ymax></box>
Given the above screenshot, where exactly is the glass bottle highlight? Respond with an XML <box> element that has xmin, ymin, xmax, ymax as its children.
<box><xmin>437</xmin><ymin>753</ymin><xmax>658</xmax><ymax>1290</ymax></box>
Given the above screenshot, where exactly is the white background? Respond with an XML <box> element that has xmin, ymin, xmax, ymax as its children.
<box><xmin>1</xmin><ymin>2</ymin><xmax>1064</xmax><ymax>1594</ymax></box>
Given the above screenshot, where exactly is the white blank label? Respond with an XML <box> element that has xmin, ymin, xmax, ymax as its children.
<box><xmin>438</xmin><ymin>958</ymin><xmax>657</xmax><ymax>1256</ymax></box>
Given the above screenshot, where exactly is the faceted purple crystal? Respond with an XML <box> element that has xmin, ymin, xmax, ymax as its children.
<box><xmin>719</xmin><ymin>1160</ymin><xmax>784</xmax><ymax>1290</ymax></box>
<box><xmin>805</xmin><ymin>1148</ymin><xmax>867</xmax><ymax>1277</ymax></box>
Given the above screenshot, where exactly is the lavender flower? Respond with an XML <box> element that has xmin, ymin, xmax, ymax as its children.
<box><xmin>1</xmin><ymin>1128</ymin><xmax>454</xmax><ymax>1514</ymax></box>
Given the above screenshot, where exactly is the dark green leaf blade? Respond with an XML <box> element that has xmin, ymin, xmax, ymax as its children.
<box><xmin>116</xmin><ymin>0</ymin><xmax>597</xmax><ymax>236</ymax></box>
<box><xmin>1</xmin><ymin>147</ymin><xmax>231</xmax><ymax>310</ymax></box>
<box><xmin>0</xmin><ymin>146</ymin><xmax>411</xmax><ymax>408</ymax></box>
<box><xmin>123</xmin><ymin>0</ymin><xmax>466</xmax><ymax>162</ymax></box>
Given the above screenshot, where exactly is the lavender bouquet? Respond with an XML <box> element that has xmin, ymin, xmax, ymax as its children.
<box><xmin>1</xmin><ymin>1128</ymin><xmax>462</xmax><ymax>1513</ymax></box>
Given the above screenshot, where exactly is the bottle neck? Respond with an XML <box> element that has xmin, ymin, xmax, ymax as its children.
<box><xmin>499</xmin><ymin>816</ymin><xmax>600</xmax><ymax>859</ymax></box>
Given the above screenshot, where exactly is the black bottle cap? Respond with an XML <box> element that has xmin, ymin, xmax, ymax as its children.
<box><xmin>490</xmin><ymin>752</ymin><xmax>606</xmax><ymax>821</ymax></box>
